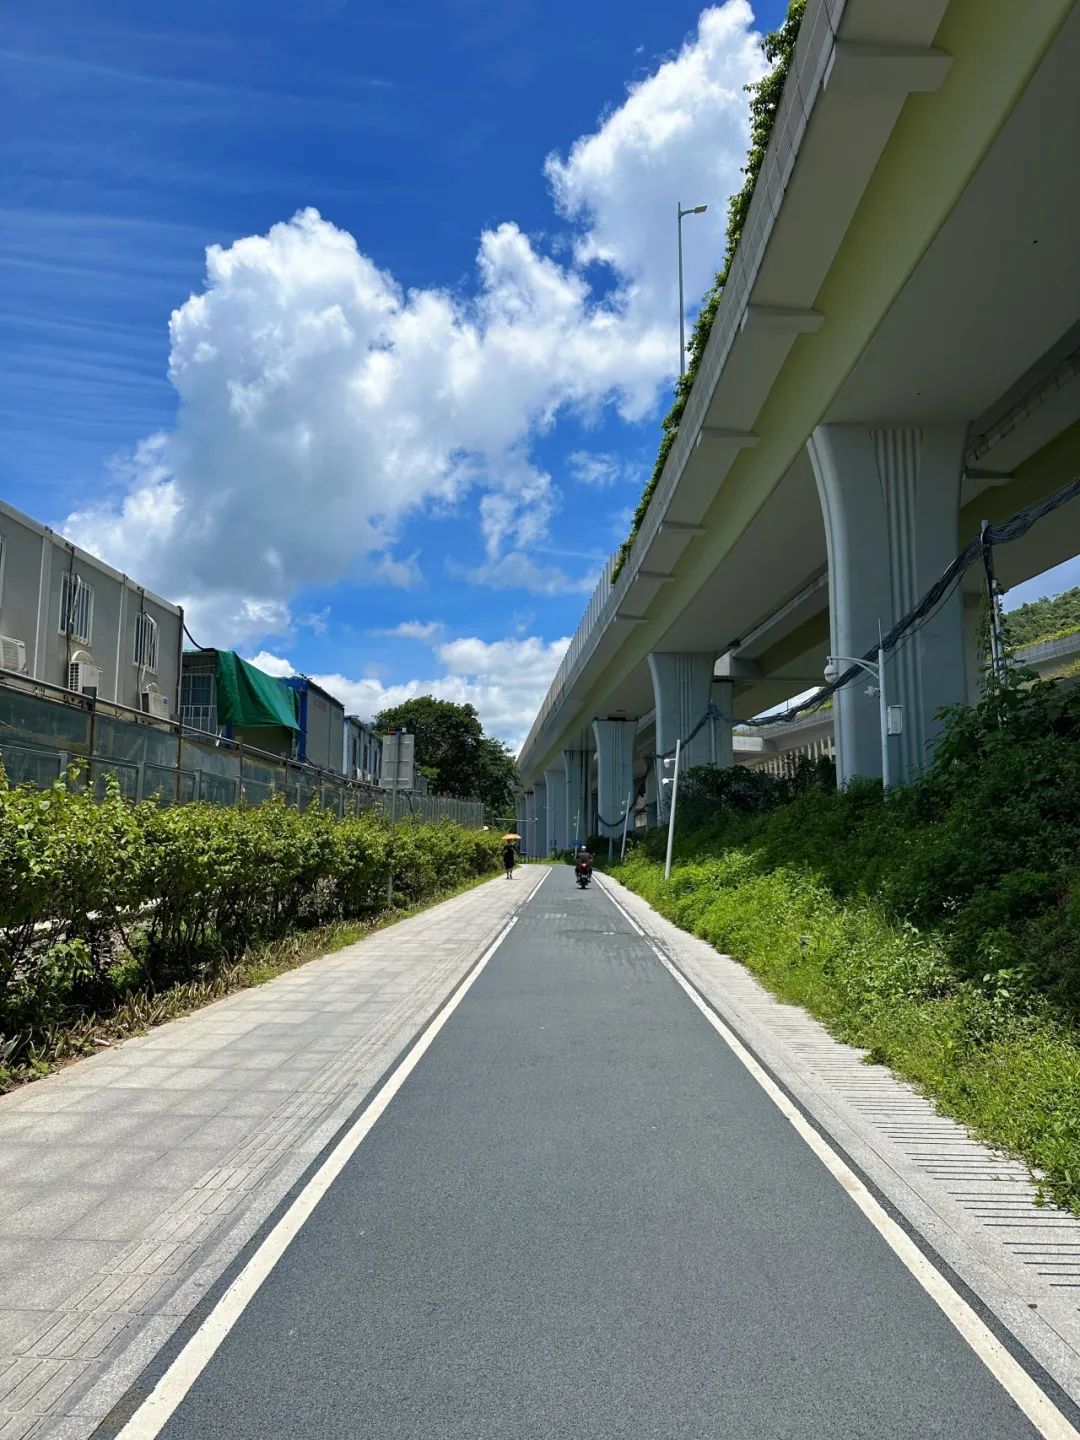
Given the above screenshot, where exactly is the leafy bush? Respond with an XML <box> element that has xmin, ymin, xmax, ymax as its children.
<box><xmin>0</xmin><ymin>774</ymin><xmax>501</xmax><ymax>1065</ymax></box>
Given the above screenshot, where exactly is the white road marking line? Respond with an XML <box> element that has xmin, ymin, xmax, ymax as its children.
<box><xmin>653</xmin><ymin>939</ymin><xmax>1080</xmax><ymax>1440</ymax></box>
<box><xmin>115</xmin><ymin>904</ymin><xmax>526</xmax><ymax>1439</ymax></box>
<box><xmin>594</xmin><ymin>875</ymin><xmax>644</xmax><ymax>934</ymax></box>
<box><xmin>526</xmin><ymin>867</ymin><xmax>551</xmax><ymax>901</ymax></box>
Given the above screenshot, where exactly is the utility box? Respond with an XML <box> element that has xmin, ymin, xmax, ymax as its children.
<box><xmin>379</xmin><ymin>729</ymin><xmax>415</xmax><ymax>791</ymax></box>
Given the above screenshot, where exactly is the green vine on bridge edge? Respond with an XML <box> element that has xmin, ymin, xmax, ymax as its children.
<box><xmin>612</xmin><ymin>0</ymin><xmax>806</xmax><ymax>581</ymax></box>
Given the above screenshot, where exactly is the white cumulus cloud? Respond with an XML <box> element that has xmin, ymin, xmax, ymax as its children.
<box><xmin>374</xmin><ymin>620</ymin><xmax>446</xmax><ymax>641</ymax></box>
<box><xmin>546</xmin><ymin>2</ymin><xmax>764</xmax><ymax>330</ymax></box>
<box><xmin>459</xmin><ymin>551</ymin><xmax>598</xmax><ymax>596</ymax></box>
<box><xmin>244</xmin><ymin>650</ymin><xmax>296</xmax><ymax>678</ymax></box>
<box><xmin>253</xmin><ymin>633</ymin><xmax>570</xmax><ymax>750</ymax></box>
<box><xmin>567</xmin><ymin>451</ymin><xmax>624</xmax><ymax>487</ymax></box>
<box><xmin>64</xmin><ymin>4</ymin><xmax>764</xmax><ymax>650</ymax></box>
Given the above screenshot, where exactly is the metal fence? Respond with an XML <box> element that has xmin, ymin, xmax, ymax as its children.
<box><xmin>0</xmin><ymin>675</ymin><xmax>485</xmax><ymax>828</ymax></box>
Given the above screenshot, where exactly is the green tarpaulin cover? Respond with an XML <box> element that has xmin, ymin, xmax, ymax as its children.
<box><xmin>214</xmin><ymin>651</ymin><xmax>299</xmax><ymax>731</ymax></box>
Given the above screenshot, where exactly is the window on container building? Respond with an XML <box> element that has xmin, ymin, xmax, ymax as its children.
<box><xmin>180</xmin><ymin>670</ymin><xmax>217</xmax><ymax>734</ymax></box>
<box><xmin>59</xmin><ymin>572</ymin><xmax>94</xmax><ymax>643</ymax></box>
<box><xmin>134</xmin><ymin>611</ymin><xmax>158</xmax><ymax>672</ymax></box>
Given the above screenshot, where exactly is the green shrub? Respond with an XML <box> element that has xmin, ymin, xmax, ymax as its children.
<box><xmin>0</xmin><ymin>770</ymin><xmax>501</xmax><ymax>1061</ymax></box>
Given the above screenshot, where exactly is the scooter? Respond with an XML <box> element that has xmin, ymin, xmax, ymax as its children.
<box><xmin>575</xmin><ymin>858</ymin><xmax>592</xmax><ymax>889</ymax></box>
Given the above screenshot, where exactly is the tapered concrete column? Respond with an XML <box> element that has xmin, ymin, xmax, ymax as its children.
<box><xmin>808</xmin><ymin>423</ymin><xmax>967</xmax><ymax>784</ymax></box>
<box><xmin>514</xmin><ymin>794</ymin><xmax>528</xmax><ymax>846</ymax></box>
<box><xmin>524</xmin><ymin>789</ymin><xmax>537</xmax><ymax>859</ymax></box>
<box><xmin>644</xmin><ymin>765</ymin><xmax>658</xmax><ymax>828</ymax></box>
<box><xmin>592</xmin><ymin>718</ymin><xmax>636</xmax><ymax>839</ymax></box>
<box><xmin>648</xmin><ymin>652</ymin><xmax>719</xmax><ymax>819</ymax></box>
<box><xmin>563</xmin><ymin>750</ymin><xmax>589</xmax><ymax>849</ymax></box>
<box><xmin>587</xmin><ymin>755</ymin><xmax>597</xmax><ymax>838</ymax></box>
<box><xmin>531</xmin><ymin>780</ymin><xmax>549</xmax><ymax>857</ymax></box>
<box><xmin>542</xmin><ymin>766</ymin><xmax>566</xmax><ymax>853</ymax></box>
<box><xmin>713</xmin><ymin>679</ymin><xmax>735</xmax><ymax>768</ymax></box>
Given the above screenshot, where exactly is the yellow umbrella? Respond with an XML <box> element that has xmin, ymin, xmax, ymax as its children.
<box><xmin>501</xmin><ymin>832</ymin><xmax>522</xmax><ymax>842</ymax></box>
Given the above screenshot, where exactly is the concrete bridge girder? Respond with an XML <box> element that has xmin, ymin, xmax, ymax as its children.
<box><xmin>516</xmin><ymin>2</ymin><xmax>1080</xmax><ymax>798</ymax></box>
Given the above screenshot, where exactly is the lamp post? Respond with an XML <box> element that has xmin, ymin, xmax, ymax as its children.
<box><xmin>677</xmin><ymin>202</ymin><xmax>708</xmax><ymax>377</ymax></box>
<box><xmin>661</xmin><ymin>738</ymin><xmax>682</xmax><ymax>881</ymax></box>
<box><xmin>619</xmin><ymin>786</ymin><xmax>634</xmax><ymax>861</ymax></box>
<box><xmin>825</xmin><ymin>623</ymin><xmax>900</xmax><ymax>790</ymax></box>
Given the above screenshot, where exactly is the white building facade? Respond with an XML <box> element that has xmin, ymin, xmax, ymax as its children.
<box><xmin>0</xmin><ymin>498</ymin><xmax>183</xmax><ymax>715</ymax></box>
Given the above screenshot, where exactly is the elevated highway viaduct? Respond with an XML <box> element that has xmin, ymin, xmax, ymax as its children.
<box><xmin>517</xmin><ymin>0</ymin><xmax>1080</xmax><ymax>851</ymax></box>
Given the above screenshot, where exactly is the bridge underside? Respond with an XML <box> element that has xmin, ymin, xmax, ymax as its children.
<box><xmin>519</xmin><ymin>0</ymin><xmax>1080</xmax><ymax>849</ymax></box>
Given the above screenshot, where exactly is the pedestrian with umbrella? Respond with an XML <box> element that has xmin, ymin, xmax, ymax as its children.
<box><xmin>501</xmin><ymin>832</ymin><xmax>520</xmax><ymax>879</ymax></box>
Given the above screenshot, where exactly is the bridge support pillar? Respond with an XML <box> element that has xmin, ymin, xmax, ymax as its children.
<box><xmin>644</xmin><ymin>765</ymin><xmax>658</xmax><ymax>829</ymax></box>
<box><xmin>648</xmin><ymin>652</ymin><xmax>721</xmax><ymax>819</ymax></box>
<box><xmin>563</xmin><ymin>750</ymin><xmax>590</xmax><ymax>850</ymax></box>
<box><xmin>531</xmin><ymin>778</ymin><xmax>546</xmax><ymax>857</ymax></box>
<box><xmin>808</xmin><ymin>423</ymin><xmax>967</xmax><ymax>785</ymax></box>
<box><xmin>714</xmin><ymin>679</ymin><xmax>735</xmax><ymax>768</ymax></box>
<box><xmin>514</xmin><ymin>794</ymin><xmax>528</xmax><ymax>845</ymax></box>
<box><xmin>542</xmin><ymin>766</ymin><xmax>566</xmax><ymax>853</ymax></box>
<box><xmin>592</xmin><ymin>718</ymin><xmax>637</xmax><ymax>839</ymax></box>
<box><xmin>523</xmin><ymin>789</ymin><xmax>537</xmax><ymax>859</ymax></box>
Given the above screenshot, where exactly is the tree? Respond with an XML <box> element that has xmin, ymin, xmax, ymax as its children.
<box><xmin>373</xmin><ymin>697</ymin><xmax>518</xmax><ymax>815</ymax></box>
<box><xmin>1004</xmin><ymin>586</ymin><xmax>1080</xmax><ymax>649</ymax></box>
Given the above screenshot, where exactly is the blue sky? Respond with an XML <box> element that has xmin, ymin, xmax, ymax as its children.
<box><xmin>0</xmin><ymin>0</ymin><xmax>811</xmax><ymax>744</ymax></box>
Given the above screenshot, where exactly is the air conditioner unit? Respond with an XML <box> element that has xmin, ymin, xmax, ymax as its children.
<box><xmin>0</xmin><ymin>635</ymin><xmax>27</xmax><ymax>674</ymax></box>
<box><xmin>141</xmin><ymin>688</ymin><xmax>170</xmax><ymax>717</ymax></box>
<box><xmin>68</xmin><ymin>660</ymin><xmax>100</xmax><ymax>696</ymax></box>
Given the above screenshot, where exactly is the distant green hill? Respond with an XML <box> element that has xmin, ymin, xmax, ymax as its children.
<box><xmin>1005</xmin><ymin>585</ymin><xmax>1080</xmax><ymax>648</ymax></box>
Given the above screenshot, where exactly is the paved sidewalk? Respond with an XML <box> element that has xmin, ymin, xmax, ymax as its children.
<box><xmin>0</xmin><ymin>869</ymin><xmax>544</xmax><ymax>1440</ymax></box>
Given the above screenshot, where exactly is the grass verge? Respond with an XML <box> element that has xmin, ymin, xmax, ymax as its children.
<box><xmin>611</xmin><ymin>850</ymin><xmax>1080</xmax><ymax>1217</ymax></box>
<box><xmin>0</xmin><ymin>870</ymin><xmax>499</xmax><ymax>1095</ymax></box>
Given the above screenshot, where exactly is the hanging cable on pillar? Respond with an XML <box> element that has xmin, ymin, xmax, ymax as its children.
<box><xmin>980</xmin><ymin>518</ymin><xmax>1008</xmax><ymax>689</ymax></box>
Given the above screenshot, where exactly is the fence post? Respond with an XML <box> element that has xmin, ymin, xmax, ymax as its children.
<box><xmin>175</xmin><ymin>723</ymin><xmax>183</xmax><ymax>806</ymax></box>
<box><xmin>236</xmin><ymin>742</ymin><xmax>244</xmax><ymax>806</ymax></box>
<box><xmin>86</xmin><ymin>696</ymin><xmax>97</xmax><ymax>793</ymax></box>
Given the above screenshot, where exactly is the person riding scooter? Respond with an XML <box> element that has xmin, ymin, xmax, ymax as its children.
<box><xmin>574</xmin><ymin>846</ymin><xmax>593</xmax><ymax>888</ymax></box>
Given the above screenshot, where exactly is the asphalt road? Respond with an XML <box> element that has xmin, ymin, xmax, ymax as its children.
<box><xmin>154</xmin><ymin>867</ymin><xmax>1046</xmax><ymax>1439</ymax></box>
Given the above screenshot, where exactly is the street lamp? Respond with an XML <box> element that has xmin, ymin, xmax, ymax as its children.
<box><xmin>677</xmin><ymin>202</ymin><xmax>708</xmax><ymax>377</ymax></box>
<box><xmin>824</xmin><ymin>624</ymin><xmax>902</xmax><ymax>790</ymax></box>
<box><xmin>660</xmin><ymin>738</ymin><xmax>682</xmax><ymax>880</ymax></box>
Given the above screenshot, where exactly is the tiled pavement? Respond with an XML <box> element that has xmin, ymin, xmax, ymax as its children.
<box><xmin>0</xmin><ymin>870</ymin><xmax>544</xmax><ymax>1440</ymax></box>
